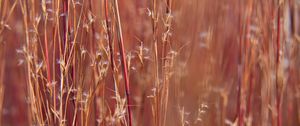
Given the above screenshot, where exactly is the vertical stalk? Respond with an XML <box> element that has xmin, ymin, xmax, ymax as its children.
<box><xmin>42</xmin><ymin>0</ymin><xmax>52</xmax><ymax>87</ymax></box>
<box><xmin>151</xmin><ymin>0</ymin><xmax>159</xmax><ymax>125</ymax></box>
<box><xmin>276</xmin><ymin>2</ymin><xmax>282</xmax><ymax>126</ymax></box>
<box><xmin>161</xmin><ymin>0</ymin><xmax>172</xmax><ymax>126</ymax></box>
<box><xmin>104</xmin><ymin>0</ymin><xmax>118</xmax><ymax>94</ymax></box>
<box><xmin>112</xmin><ymin>0</ymin><xmax>132</xmax><ymax>126</ymax></box>
<box><xmin>237</xmin><ymin>0</ymin><xmax>253</xmax><ymax>125</ymax></box>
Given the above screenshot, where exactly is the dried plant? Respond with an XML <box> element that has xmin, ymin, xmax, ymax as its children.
<box><xmin>2</xmin><ymin>0</ymin><xmax>300</xmax><ymax>126</ymax></box>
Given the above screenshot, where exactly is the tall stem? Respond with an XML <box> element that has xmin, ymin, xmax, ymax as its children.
<box><xmin>113</xmin><ymin>0</ymin><xmax>132</xmax><ymax>125</ymax></box>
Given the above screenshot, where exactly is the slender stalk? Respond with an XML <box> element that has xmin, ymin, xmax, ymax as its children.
<box><xmin>276</xmin><ymin>2</ymin><xmax>282</xmax><ymax>126</ymax></box>
<box><xmin>112</xmin><ymin>0</ymin><xmax>132</xmax><ymax>125</ymax></box>
<box><xmin>42</xmin><ymin>0</ymin><xmax>52</xmax><ymax>87</ymax></box>
<box><xmin>161</xmin><ymin>0</ymin><xmax>172</xmax><ymax>125</ymax></box>
<box><xmin>151</xmin><ymin>0</ymin><xmax>159</xmax><ymax>125</ymax></box>
<box><xmin>0</xmin><ymin>24</ymin><xmax>4</xmax><ymax>126</ymax></box>
<box><xmin>104</xmin><ymin>0</ymin><xmax>119</xmax><ymax>98</ymax></box>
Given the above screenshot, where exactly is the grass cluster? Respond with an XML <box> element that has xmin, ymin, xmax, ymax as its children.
<box><xmin>1</xmin><ymin>0</ymin><xmax>300</xmax><ymax>126</ymax></box>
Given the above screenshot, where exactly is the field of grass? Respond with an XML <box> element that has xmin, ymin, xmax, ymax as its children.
<box><xmin>0</xmin><ymin>0</ymin><xmax>300</xmax><ymax>125</ymax></box>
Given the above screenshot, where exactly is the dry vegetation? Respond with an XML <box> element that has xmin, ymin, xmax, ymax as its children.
<box><xmin>1</xmin><ymin>0</ymin><xmax>300</xmax><ymax>126</ymax></box>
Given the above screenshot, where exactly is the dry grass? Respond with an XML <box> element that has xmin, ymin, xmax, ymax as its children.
<box><xmin>1</xmin><ymin>0</ymin><xmax>300</xmax><ymax>126</ymax></box>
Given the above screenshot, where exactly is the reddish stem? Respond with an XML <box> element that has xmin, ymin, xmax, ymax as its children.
<box><xmin>44</xmin><ymin>23</ymin><xmax>51</xmax><ymax>83</ymax></box>
<box><xmin>113</xmin><ymin>0</ymin><xmax>132</xmax><ymax>125</ymax></box>
<box><xmin>276</xmin><ymin>5</ymin><xmax>282</xmax><ymax>126</ymax></box>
